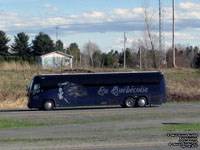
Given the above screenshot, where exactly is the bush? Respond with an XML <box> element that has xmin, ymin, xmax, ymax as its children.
<box><xmin>0</xmin><ymin>56</ymin><xmax>36</xmax><ymax>64</ymax></box>
<box><xmin>0</xmin><ymin>56</ymin><xmax>4</xmax><ymax>62</ymax></box>
<box><xmin>28</xmin><ymin>56</ymin><xmax>36</xmax><ymax>64</ymax></box>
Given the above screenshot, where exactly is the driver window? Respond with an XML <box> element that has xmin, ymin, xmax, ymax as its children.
<box><xmin>32</xmin><ymin>84</ymin><xmax>40</xmax><ymax>95</ymax></box>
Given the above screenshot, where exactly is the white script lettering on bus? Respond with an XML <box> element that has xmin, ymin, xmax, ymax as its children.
<box><xmin>98</xmin><ymin>87</ymin><xmax>109</xmax><ymax>96</ymax></box>
<box><xmin>98</xmin><ymin>86</ymin><xmax>149</xmax><ymax>97</ymax></box>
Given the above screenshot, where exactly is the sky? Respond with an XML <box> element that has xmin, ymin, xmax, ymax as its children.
<box><xmin>0</xmin><ymin>0</ymin><xmax>200</xmax><ymax>52</ymax></box>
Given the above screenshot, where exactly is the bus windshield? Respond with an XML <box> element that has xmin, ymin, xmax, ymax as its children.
<box><xmin>29</xmin><ymin>78</ymin><xmax>40</xmax><ymax>95</ymax></box>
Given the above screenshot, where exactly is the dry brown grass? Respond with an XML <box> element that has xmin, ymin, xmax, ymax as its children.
<box><xmin>161</xmin><ymin>68</ymin><xmax>200</xmax><ymax>102</ymax></box>
<box><xmin>0</xmin><ymin>98</ymin><xmax>27</xmax><ymax>110</ymax></box>
<box><xmin>0</xmin><ymin>61</ymin><xmax>39</xmax><ymax>71</ymax></box>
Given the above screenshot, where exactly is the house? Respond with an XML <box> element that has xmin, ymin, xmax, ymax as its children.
<box><xmin>37</xmin><ymin>51</ymin><xmax>73</xmax><ymax>69</ymax></box>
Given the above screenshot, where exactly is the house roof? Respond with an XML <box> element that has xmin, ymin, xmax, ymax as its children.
<box><xmin>40</xmin><ymin>51</ymin><xmax>73</xmax><ymax>58</ymax></box>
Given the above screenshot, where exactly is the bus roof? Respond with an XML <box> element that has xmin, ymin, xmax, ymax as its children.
<box><xmin>39</xmin><ymin>71</ymin><xmax>163</xmax><ymax>76</ymax></box>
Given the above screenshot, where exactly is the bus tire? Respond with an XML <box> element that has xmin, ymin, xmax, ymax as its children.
<box><xmin>137</xmin><ymin>97</ymin><xmax>147</xmax><ymax>107</ymax></box>
<box><xmin>43</xmin><ymin>100</ymin><xmax>54</xmax><ymax>110</ymax></box>
<box><xmin>124</xmin><ymin>97</ymin><xmax>135</xmax><ymax>108</ymax></box>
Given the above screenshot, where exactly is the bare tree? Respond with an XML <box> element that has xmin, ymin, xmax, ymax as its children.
<box><xmin>142</xmin><ymin>0</ymin><xmax>157</xmax><ymax>68</ymax></box>
<box><xmin>83</xmin><ymin>41</ymin><xmax>101</xmax><ymax>68</ymax></box>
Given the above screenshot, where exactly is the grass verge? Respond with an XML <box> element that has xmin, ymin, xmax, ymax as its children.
<box><xmin>165</xmin><ymin>101</ymin><xmax>200</xmax><ymax>105</ymax></box>
<box><xmin>163</xmin><ymin>123</ymin><xmax>200</xmax><ymax>132</ymax></box>
<box><xmin>0</xmin><ymin>119</ymin><xmax>56</xmax><ymax>128</ymax></box>
<box><xmin>0</xmin><ymin>136</ymin><xmax>102</xmax><ymax>143</ymax></box>
<box><xmin>0</xmin><ymin>124</ymin><xmax>199</xmax><ymax>143</ymax></box>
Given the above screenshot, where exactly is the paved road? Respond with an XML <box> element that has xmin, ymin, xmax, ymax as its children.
<box><xmin>0</xmin><ymin>104</ymin><xmax>199</xmax><ymax>150</ymax></box>
<box><xmin>0</xmin><ymin>143</ymin><xmax>199</xmax><ymax>150</ymax></box>
<box><xmin>51</xmin><ymin>145</ymin><xmax>198</xmax><ymax>150</ymax></box>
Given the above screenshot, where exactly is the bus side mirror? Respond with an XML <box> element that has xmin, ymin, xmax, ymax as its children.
<box><xmin>25</xmin><ymin>85</ymin><xmax>29</xmax><ymax>92</ymax></box>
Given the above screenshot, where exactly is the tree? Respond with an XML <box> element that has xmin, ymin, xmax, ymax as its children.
<box><xmin>83</xmin><ymin>41</ymin><xmax>101</xmax><ymax>68</ymax></box>
<box><xmin>67</xmin><ymin>43</ymin><xmax>81</xmax><ymax>67</ymax></box>
<box><xmin>55</xmin><ymin>40</ymin><xmax>65</xmax><ymax>53</ymax></box>
<box><xmin>185</xmin><ymin>46</ymin><xmax>199</xmax><ymax>68</ymax></box>
<box><xmin>11</xmin><ymin>32</ymin><xmax>30</xmax><ymax>60</ymax></box>
<box><xmin>119</xmin><ymin>48</ymin><xmax>133</xmax><ymax>68</ymax></box>
<box><xmin>166</xmin><ymin>44</ymin><xmax>199</xmax><ymax>68</ymax></box>
<box><xmin>93</xmin><ymin>51</ymin><xmax>103</xmax><ymax>68</ymax></box>
<box><xmin>103</xmin><ymin>50</ymin><xmax>119</xmax><ymax>68</ymax></box>
<box><xmin>194</xmin><ymin>53</ymin><xmax>200</xmax><ymax>68</ymax></box>
<box><xmin>142</xmin><ymin>0</ymin><xmax>157</xmax><ymax>68</ymax></box>
<box><xmin>32</xmin><ymin>32</ymin><xmax>54</xmax><ymax>56</ymax></box>
<box><xmin>0</xmin><ymin>30</ymin><xmax>10</xmax><ymax>56</ymax></box>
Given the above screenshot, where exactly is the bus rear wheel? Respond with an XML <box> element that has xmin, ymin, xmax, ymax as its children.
<box><xmin>137</xmin><ymin>97</ymin><xmax>147</xmax><ymax>107</ymax></box>
<box><xmin>124</xmin><ymin>97</ymin><xmax>135</xmax><ymax>108</ymax></box>
<box><xmin>43</xmin><ymin>100</ymin><xmax>54</xmax><ymax>110</ymax></box>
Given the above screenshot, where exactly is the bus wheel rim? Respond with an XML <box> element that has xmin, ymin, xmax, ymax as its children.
<box><xmin>138</xmin><ymin>98</ymin><xmax>146</xmax><ymax>107</ymax></box>
<box><xmin>126</xmin><ymin>98</ymin><xmax>134</xmax><ymax>107</ymax></box>
<box><xmin>44</xmin><ymin>101</ymin><xmax>53</xmax><ymax>110</ymax></box>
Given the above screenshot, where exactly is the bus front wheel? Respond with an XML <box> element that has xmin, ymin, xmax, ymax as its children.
<box><xmin>124</xmin><ymin>97</ymin><xmax>135</xmax><ymax>108</ymax></box>
<box><xmin>137</xmin><ymin>97</ymin><xmax>147</xmax><ymax>107</ymax></box>
<box><xmin>43</xmin><ymin>100</ymin><xmax>54</xmax><ymax>110</ymax></box>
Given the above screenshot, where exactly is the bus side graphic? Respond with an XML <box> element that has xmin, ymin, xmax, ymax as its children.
<box><xmin>58</xmin><ymin>82</ymin><xmax>87</xmax><ymax>104</ymax></box>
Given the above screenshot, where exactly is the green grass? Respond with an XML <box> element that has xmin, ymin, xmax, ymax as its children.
<box><xmin>0</xmin><ymin>136</ymin><xmax>101</xmax><ymax>143</ymax></box>
<box><xmin>1</xmin><ymin>110</ymin><xmax>200</xmax><ymax>129</ymax></box>
<box><xmin>163</xmin><ymin>123</ymin><xmax>200</xmax><ymax>131</ymax></box>
<box><xmin>92</xmin><ymin>127</ymin><xmax>161</xmax><ymax>133</ymax></box>
<box><xmin>0</xmin><ymin>119</ymin><xmax>54</xmax><ymax>128</ymax></box>
<box><xmin>0</xmin><ymin>124</ymin><xmax>199</xmax><ymax>143</ymax></box>
<box><xmin>165</xmin><ymin>101</ymin><xmax>200</xmax><ymax>105</ymax></box>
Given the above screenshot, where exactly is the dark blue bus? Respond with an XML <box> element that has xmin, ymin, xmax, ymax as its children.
<box><xmin>27</xmin><ymin>72</ymin><xmax>167</xmax><ymax>110</ymax></box>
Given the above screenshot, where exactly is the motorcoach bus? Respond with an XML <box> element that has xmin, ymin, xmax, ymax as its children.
<box><xmin>27</xmin><ymin>72</ymin><xmax>167</xmax><ymax>110</ymax></box>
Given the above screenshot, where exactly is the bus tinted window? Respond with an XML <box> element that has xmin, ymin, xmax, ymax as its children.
<box><xmin>39</xmin><ymin>72</ymin><xmax>162</xmax><ymax>90</ymax></box>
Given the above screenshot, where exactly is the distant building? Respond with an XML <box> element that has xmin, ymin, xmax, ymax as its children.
<box><xmin>37</xmin><ymin>51</ymin><xmax>73</xmax><ymax>69</ymax></box>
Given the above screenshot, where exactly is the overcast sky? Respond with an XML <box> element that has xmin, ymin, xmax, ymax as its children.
<box><xmin>0</xmin><ymin>0</ymin><xmax>200</xmax><ymax>52</ymax></box>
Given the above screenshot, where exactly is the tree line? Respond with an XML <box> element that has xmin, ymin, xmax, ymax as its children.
<box><xmin>0</xmin><ymin>30</ymin><xmax>134</xmax><ymax>68</ymax></box>
<box><xmin>0</xmin><ymin>31</ymin><xmax>63</xmax><ymax>64</ymax></box>
<box><xmin>1</xmin><ymin>30</ymin><xmax>200</xmax><ymax>68</ymax></box>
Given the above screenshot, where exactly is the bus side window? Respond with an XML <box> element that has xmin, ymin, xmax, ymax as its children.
<box><xmin>32</xmin><ymin>84</ymin><xmax>40</xmax><ymax>95</ymax></box>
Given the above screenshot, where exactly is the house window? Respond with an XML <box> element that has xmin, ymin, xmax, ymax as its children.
<box><xmin>65</xmin><ymin>59</ymin><xmax>70</xmax><ymax>63</ymax></box>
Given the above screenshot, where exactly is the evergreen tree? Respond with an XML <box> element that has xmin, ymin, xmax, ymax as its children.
<box><xmin>32</xmin><ymin>32</ymin><xmax>55</xmax><ymax>56</ymax></box>
<box><xmin>55</xmin><ymin>40</ymin><xmax>65</xmax><ymax>53</ymax></box>
<box><xmin>119</xmin><ymin>48</ymin><xmax>133</xmax><ymax>67</ymax></box>
<box><xmin>194</xmin><ymin>53</ymin><xmax>200</xmax><ymax>68</ymax></box>
<box><xmin>67</xmin><ymin>43</ymin><xmax>81</xmax><ymax>66</ymax></box>
<box><xmin>0</xmin><ymin>30</ymin><xmax>10</xmax><ymax>56</ymax></box>
<box><xmin>103</xmin><ymin>50</ymin><xmax>119</xmax><ymax>68</ymax></box>
<box><xmin>11</xmin><ymin>32</ymin><xmax>30</xmax><ymax>60</ymax></box>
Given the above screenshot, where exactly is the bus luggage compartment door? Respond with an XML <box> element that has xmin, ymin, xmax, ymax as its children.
<box><xmin>150</xmin><ymin>92</ymin><xmax>163</xmax><ymax>104</ymax></box>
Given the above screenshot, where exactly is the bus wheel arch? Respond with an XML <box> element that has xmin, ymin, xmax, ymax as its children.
<box><xmin>43</xmin><ymin>99</ymin><xmax>55</xmax><ymax>110</ymax></box>
<box><xmin>137</xmin><ymin>96</ymin><xmax>147</xmax><ymax>107</ymax></box>
<box><xmin>124</xmin><ymin>97</ymin><xmax>136</xmax><ymax>108</ymax></box>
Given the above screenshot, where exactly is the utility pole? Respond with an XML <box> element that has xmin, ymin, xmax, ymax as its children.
<box><xmin>55</xmin><ymin>26</ymin><xmax>58</xmax><ymax>41</ymax></box>
<box><xmin>159</xmin><ymin>0</ymin><xmax>162</xmax><ymax>65</ymax></box>
<box><xmin>172</xmin><ymin>0</ymin><xmax>176</xmax><ymax>67</ymax></box>
<box><xmin>80</xmin><ymin>51</ymin><xmax>82</xmax><ymax>67</ymax></box>
<box><xmin>124</xmin><ymin>32</ymin><xmax>127</xmax><ymax>69</ymax></box>
<box><xmin>139</xmin><ymin>45</ymin><xmax>142</xmax><ymax>70</ymax></box>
